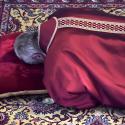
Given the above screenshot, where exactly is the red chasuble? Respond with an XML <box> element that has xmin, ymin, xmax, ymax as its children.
<box><xmin>39</xmin><ymin>8</ymin><xmax>125</xmax><ymax>109</ymax></box>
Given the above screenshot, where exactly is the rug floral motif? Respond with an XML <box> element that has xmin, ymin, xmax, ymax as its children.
<box><xmin>1</xmin><ymin>1</ymin><xmax>125</xmax><ymax>125</ymax></box>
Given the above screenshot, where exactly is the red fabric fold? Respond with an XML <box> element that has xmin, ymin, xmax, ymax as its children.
<box><xmin>39</xmin><ymin>17</ymin><xmax>57</xmax><ymax>52</ymax></box>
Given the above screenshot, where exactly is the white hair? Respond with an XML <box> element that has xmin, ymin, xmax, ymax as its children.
<box><xmin>14</xmin><ymin>32</ymin><xmax>46</xmax><ymax>64</ymax></box>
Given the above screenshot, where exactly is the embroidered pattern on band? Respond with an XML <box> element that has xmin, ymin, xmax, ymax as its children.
<box><xmin>58</xmin><ymin>17</ymin><xmax>125</xmax><ymax>34</ymax></box>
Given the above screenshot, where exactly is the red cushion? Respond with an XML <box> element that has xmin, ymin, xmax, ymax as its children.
<box><xmin>0</xmin><ymin>32</ymin><xmax>45</xmax><ymax>94</ymax></box>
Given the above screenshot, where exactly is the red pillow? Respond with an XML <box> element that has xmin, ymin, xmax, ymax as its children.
<box><xmin>0</xmin><ymin>32</ymin><xmax>46</xmax><ymax>97</ymax></box>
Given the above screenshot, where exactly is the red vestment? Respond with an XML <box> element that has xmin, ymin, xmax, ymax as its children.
<box><xmin>39</xmin><ymin>8</ymin><xmax>125</xmax><ymax>108</ymax></box>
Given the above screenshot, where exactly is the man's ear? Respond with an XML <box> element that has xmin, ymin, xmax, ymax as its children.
<box><xmin>31</xmin><ymin>52</ymin><xmax>45</xmax><ymax>61</ymax></box>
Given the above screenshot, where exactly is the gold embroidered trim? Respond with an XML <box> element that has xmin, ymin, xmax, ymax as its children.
<box><xmin>58</xmin><ymin>17</ymin><xmax>125</xmax><ymax>34</ymax></box>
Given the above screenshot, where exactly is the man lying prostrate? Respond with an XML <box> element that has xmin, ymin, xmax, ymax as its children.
<box><xmin>14</xmin><ymin>8</ymin><xmax>125</xmax><ymax>109</ymax></box>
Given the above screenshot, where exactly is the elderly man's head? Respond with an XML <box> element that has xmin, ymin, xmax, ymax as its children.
<box><xmin>14</xmin><ymin>32</ymin><xmax>45</xmax><ymax>64</ymax></box>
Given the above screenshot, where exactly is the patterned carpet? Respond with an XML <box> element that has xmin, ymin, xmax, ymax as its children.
<box><xmin>1</xmin><ymin>0</ymin><xmax>125</xmax><ymax>125</ymax></box>
<box><xmin>1</xmin><ymin>94</ymin><xmax>125</xmax><ymax>125</ymax></box>
<box><xmin>1</xmin><ymin>0</ymin><xmax>125</xmax><ymax>33</ymax></box>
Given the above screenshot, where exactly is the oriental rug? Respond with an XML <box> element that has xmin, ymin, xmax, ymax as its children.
<box><xmin>1</xmin><ymin>0</ymin><xmax>125</xmax><ymax>125</ymax></box>
<box><xmin>1</xmin><ymin>94</ymin><xmax>125</xmax><ymax>125</ymax></box>
<box><xmin>1</xmin><ymin>0</ymin><xmax>125</xmax><ymax>34</ymax></box>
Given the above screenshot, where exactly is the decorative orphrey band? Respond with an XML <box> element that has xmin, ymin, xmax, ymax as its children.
<box><xmin>58</xmin><ymin>17</ymin><xmax>125</xmax><ymax>34</ymax></box>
